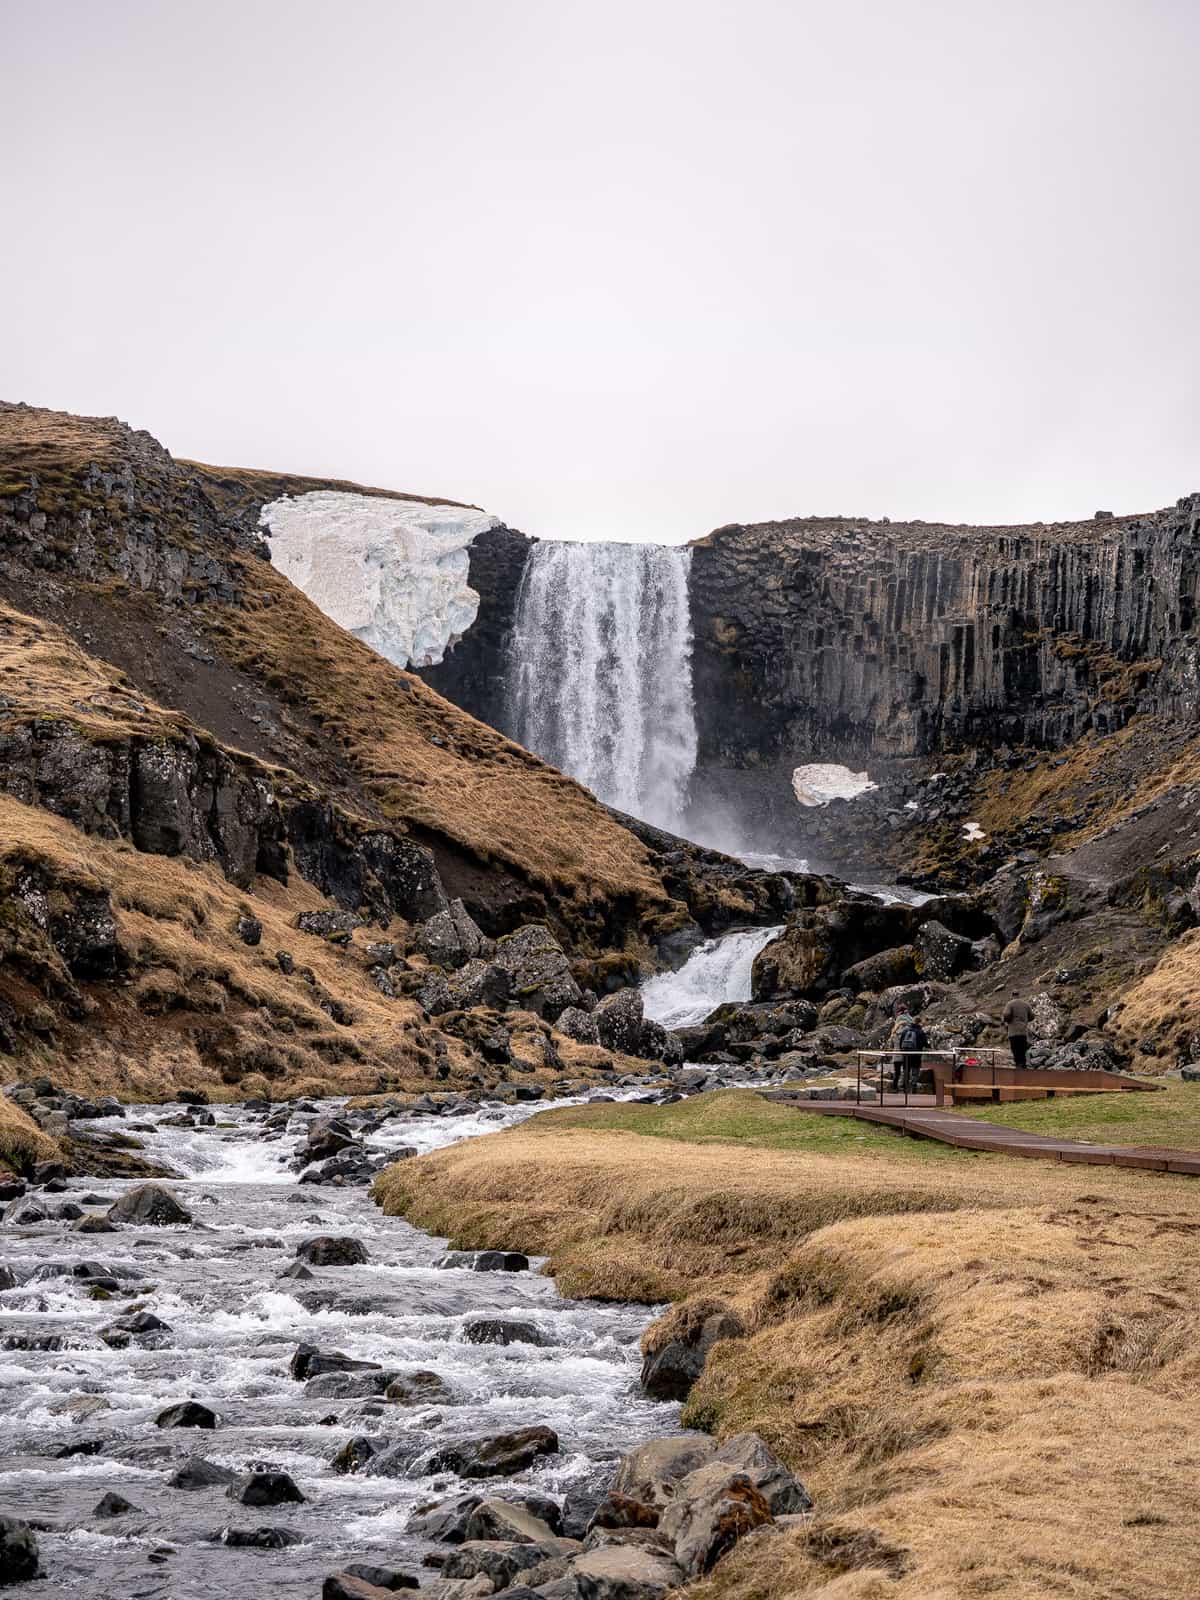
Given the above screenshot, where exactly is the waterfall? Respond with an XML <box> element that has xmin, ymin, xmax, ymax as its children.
<box><xmin>641</xmin><ymin>925</ymin><xmax>784</xmax><ymax>1028</ymax></box>
<box><xmin>507</xmin><ymin>540</ymin><xmax>698</xmax><ymax>833</ymax></box>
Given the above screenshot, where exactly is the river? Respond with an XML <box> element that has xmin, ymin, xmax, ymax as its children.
<box><xmin>0</xmin><ymin>1089</ymin><xmax>679</xmax><ymax>1597</ymax></box>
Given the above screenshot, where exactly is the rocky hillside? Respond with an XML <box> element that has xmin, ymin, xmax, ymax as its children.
<box><xmin>0</xmin><ymin>402</ymin><xmax>777</xmax><ymax>1113</ymax></box>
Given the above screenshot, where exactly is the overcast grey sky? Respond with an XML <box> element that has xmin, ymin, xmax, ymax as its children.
<box><xmin>5</xmin><ymin>0</ymin><xmax>1198</xmax><ymax>542</ymax></box>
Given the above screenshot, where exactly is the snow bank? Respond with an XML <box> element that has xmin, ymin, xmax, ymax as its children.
<box><xmin>259</xmin><ymin>491</ymin><xmax>499</xmax><ymax>669</ymax></box>
<box><xmin>791</xmin><ymin>763</ymin><xmax>878</xmax><ymax>807</ymax></box>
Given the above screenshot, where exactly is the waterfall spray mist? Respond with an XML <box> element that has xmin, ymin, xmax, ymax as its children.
<box><xmin>507</xmin><ymin>541</ymin><xmax>698</xmax><ymax>833</ymax></box>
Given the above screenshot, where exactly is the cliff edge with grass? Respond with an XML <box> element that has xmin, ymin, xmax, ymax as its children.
<box><xmin>0</xmin><ymin>402</ymin><xmax>728</xmax><ymax>1112</ymax></box>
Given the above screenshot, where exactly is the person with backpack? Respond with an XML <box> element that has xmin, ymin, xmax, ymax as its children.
<box><xmin>888</xmin><ymin>1005</ymin><xmax>914</xmax><ymax>1091</ymax></box>
<box><xmin>897</xmin><ymin>1012</ymin><xmax>929</xmax><ymax>1095</ymax></box>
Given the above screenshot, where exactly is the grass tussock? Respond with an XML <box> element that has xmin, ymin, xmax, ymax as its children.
<box><xmin>377</xmin><ymin>1091</ymin><xmax>1200</xmax><ymax>1598</ymax></box>
<box><xmin>0</xmin><ymin>1096</ymin><xmax>59</xmax><ymax>1173</ymax></box>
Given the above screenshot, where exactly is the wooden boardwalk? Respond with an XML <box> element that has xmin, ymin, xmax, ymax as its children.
<box><xmin>762</xmin><ymin>1091</ymin><xmax>1200</xmax><ymax>1175</ymax></box>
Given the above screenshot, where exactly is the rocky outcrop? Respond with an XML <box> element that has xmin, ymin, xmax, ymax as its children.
<box><xmin>419</xmin><ymin>523</ymin><xmax>533</xmax><ymax>729</ymax></box>
<box><xmin>687</xmin><ymin>498</ymin><xmax>1200</xmax><ymax>846</ymax></box>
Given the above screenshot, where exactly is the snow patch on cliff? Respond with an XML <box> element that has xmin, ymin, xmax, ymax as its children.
<box><xmin>259</xmin><ymin>491</ymin><xmax>499</xmax><ymax>668</ymax></box>
<box><xmin>792</xmin><ymin>763</ymin><xmax>878</xmax><ymax>807</ymax></box>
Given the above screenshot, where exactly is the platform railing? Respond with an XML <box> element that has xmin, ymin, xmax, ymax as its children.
<box><xmin>853</xmin><ymin>1047</ymin><xmax>1004</xmax><ymax>1106</ymax></box>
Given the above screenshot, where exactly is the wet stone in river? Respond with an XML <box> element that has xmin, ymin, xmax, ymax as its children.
<box><xmin>0</xmin><ymin>1086</ymin><xmax>691</xmax><ymax>1597</ymax></box>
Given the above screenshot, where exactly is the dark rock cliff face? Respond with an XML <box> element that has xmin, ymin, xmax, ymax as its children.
<box><xmin>0</xmin><ymin>714</ymin><xmax>447</xmax><ymax>925</ymax></box>
<box><xmin>413</xmin><ymin>493</ymin><xmax>1200</xmax><ymax>865</ymax></box>
<box><xmin>418</xmin><ymin>524</ymin><xmax>532</xmax><ymax>734</ymax></box>
<box><xmin>685</xmin><ymin>497</ymin><xmax>1200</xmax><ymax>852</ymax></box>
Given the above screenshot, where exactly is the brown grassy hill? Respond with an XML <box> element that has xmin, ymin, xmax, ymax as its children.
<box><xmin>0</xmin><ymin>400</ymin><xmax>695</xmax><ymax>1111</ymax></box>
<box><xmin>0</xmin><ymin>401</ymin><xmax>674</xmax><ymax>950</ymax></box>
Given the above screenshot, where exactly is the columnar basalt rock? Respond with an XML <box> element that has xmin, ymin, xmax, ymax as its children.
<box><xmin>686</xmin><ymin>500</ymin><xmax>1200</xmax><ymax>841</ymax></box>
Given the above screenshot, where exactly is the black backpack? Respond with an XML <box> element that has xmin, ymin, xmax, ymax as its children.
<box><xmin>898</xmin><ymin>1021</ymin><xmax>927</xmax><ymax>1053</ymax></box>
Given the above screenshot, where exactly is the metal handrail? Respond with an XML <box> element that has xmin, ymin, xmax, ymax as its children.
<box><xmin>853</xmin><ymin>1047</ymin><xmax>1003</xmax><ymax>1106</ymax></box>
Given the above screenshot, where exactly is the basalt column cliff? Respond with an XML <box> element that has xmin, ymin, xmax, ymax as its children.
<box><xmin>418</xmin><ymin>498</ymin><xmax>1200</xmax><ymax>863</ymax></box>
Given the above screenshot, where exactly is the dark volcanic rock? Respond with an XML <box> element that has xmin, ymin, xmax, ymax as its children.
<box><xmin>291</xmin><ymin>1345</ymin><xmax>383</xmax><ymax>1383</ymax></box>
<box><xmin>463</xmin><ymin>1317</ymin><xmax>548</xmax><ymax>1347</ymax></box>
<box><xmin>641</xmin><ymin>1308</ymin><xmax>745</xmax><ymax>1401</ymax></box>
<box><xmin>339</xmin><ymin>1563</ymin><xmax>419</xmax><ymax>1591</ymax></box>
<box><xmin>594</xmin><ymin>988</ymin><xmax>644</xmax><ymax>1054</ymax></box>
<box><xmin>93</xmin><ymin>1492</ymin><xmax>139</xmax><ymax>1518</ymax></box>
<box><xmin>296</xmin><ymin>1235</ymin><xmax>369</xmax><ymax>1266</ymax></box>
<box><xmin>228</xmin><ymin>1470</ymin><xmax>305</xmax><ymax>1507</ymax></box>
<box><xmin>424</xmin><ymin>1425</ymin><xmax>559</xmax><ymax>1479</ymax></box>
<box><xmin>169</xmin><ymin>1456</ymin><xmax>239</xmax><ymax>1489</ymax></box>
<box><xmin>0</xmin><ymin>1516</ymin><xmax>38</xmax><ymax>1585</ymax></box>
<box><xmin>107</xmin><ymin>1184</ymin><xmax>192</xmax><ymax>1226</ymax></box>
<box><xmin>491</xmin><ymin>925</ymin><xmax>582</xmax><ymax>1020</ymax></box>
<box><xmin>156</xmin><ymin>1401</ymin><xmax>217</xmax><ymax>1430</ymax></box>
<box><xmin>219</xmin><ymin>1526</ymin><xmax>305</xmax><ymax>1548</ymax></box>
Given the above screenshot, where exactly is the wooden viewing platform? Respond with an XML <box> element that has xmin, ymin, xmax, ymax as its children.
<box><xmin>761</xmin><ymin>1089</ymin><xmax>1200</xmax><ymax>1175</ymax></box>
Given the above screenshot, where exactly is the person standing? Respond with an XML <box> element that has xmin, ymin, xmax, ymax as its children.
<box><xmin>896</xmin><ymin>1012</ymin><xmax>928</xmax><ymax>1095</ymax></box>
<box><xmin>889</xmin><ymin>1005</ymin><xmax>914</xmax><ymax>1092</ymax></box>
<box><xmin>1002</xmin><ymin>992</ymin><xmax>1033</xmax><ymax>1068</ymax></box>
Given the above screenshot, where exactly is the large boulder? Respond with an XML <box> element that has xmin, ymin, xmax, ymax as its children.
<box><xmin>335</xmin><ymin>1565</ymin><xmax>418</xmax><ymax>1593</ymax></box>
<box><xmin>156</xmin><ymin>1401</ymin><xmax>217</xmax><ymax>1429</ymax></box>
<box><xmin>442</xmin><ymin>1539</ymin><xmax>574</xmax><ymax>1590</ymax></box>
<box><xmin>573</xmin><ymin>1542</ymin><xmax>683</xmax><ymax>1600</ymax></box>
<box><xmin>842</xmin><ymin>944</ymin><xmax>921</xmax><ymax>993</ymax></box>
<box><xmin>425</xmin><ymin>1426</ymin><xmax>559</xmax><ymax>1479</ymax></box>
<box><xmin>296</xmin><ymin>1235</ymin><xmax>369</xmax><ymax>1266</ymax></box>
<box><xmin>752</xmin><ymin>897</ymin><xmax>927</xmax><ymax>1000</ymax></box>
<box><xmin>228</xmin><ymin>1470</ymin><xmax>305</xmax><ymax>1507</ymax></box>
<box><xmin>659</xmin><ymin>1469</ymin><xmax>772</xmax><ymax>1578</ymax></box>
<box><xmin>385</xmin><ymin>1369</ymin><xmax>458</xmax><ymax>1405</ymax></box>
<box><xmin>107</xmin><ymin>1184</ymin><xmax>192</xmax><ymax>1226</ymax></box>
<box><xmin>594</xmin><ymin>988</ymin><xmax>644</xmax><ymax>1054</ymax></box>
<box><xmin>463</xmin><ymin>1318</ymin><xmax>547</xmax><ymax>1347</ymax></box>
<box><xmin>0</xmin><ymin>1517</ymin><xmax>38</xmax><ymax>1585</ymax></box>
<box><xmin>1030</xmin><ymin>991</ymin><xmax>1073</xmax><ymax>1042</ymax></box>
<box><xmin>640</xmin><ymin>1305</ymin><xmax>745</xmax><ymax>1401</ymax></box>
<box><xmin>446</xmin><ymin>959</ymin><xmax>511</xmax><ymax>1010</ymax></box>
<box><xmin>462</xmin><ymin>1499</ymin><xmax>559</xmax><ymax>1544</ymax></box>
<box><xmin>556</xmin><ymin>1006</ymin><xmax>600</xmax><ymax>1046</ymax></box>
<box><xmin>290</xmin><ymin>1344</ymin><xmax>381</xmax><ymax>1380</ymax></box>
<box><xmin>418</xmin><ymin>900</ymin><xmax>489</xmax><ymax>970</ymax></box>
<box><xmin>639</xmin><ymin>1019</ymin><xmax>683</xmax><ymax>1065</ymax></box>
<box><xmin>303</xmin><ymin>1117</ymin><xmax>359</xmax><ymax>1163</ymax></box>
<box><xmin>612</xmin><ymin>1435</ymin><xmax>717</xmax><ymax>1509</ymax></box>
<box><xmin>705</xmin><ymin>1432</ymin><xmax>811</xmax><ymax>1515</ymax></box>
<box><xmin>492</xmin><ymin>926</ymin><xmax>582</xmax><ymax>1020</ymax></box>
<box><xmin>168</xmin><ymin>1456</ymin><xmax>238</xmax><ymax>1489</ymax></box>
<box><xmin>915</xmin><ymin>920</ymin><xmax>975</xmax><ymax>982</ymax></box>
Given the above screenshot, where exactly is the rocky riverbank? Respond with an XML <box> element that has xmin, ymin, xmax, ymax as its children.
<box><xmin>5</xmin><ymin>1083</ymin><xmax>800</xmax><ymax>1598</ymax></box>
<box><xmin>374</xmin><ymin>1090</ymin><xmax>1200</xmax><ymax>1600</ymax></box>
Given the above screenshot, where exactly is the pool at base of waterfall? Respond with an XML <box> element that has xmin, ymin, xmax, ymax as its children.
<box><xmin>0</xmin><ymin>1093</ymin><xmax>683</xmax><ymax>1599</ymax></box>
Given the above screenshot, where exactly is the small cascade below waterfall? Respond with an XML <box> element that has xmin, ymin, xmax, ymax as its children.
<box><xmin>641</xmin><ymin>924</ymin><xmax>785</xmax><ymax>1028</ymax></box>
<box><xmin>507</xmin><ymin>541</ymin><xmax>698</xmax><ymax>833</ymax></box>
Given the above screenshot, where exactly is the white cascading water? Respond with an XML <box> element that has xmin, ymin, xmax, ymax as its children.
<box><xmin>641</xmin><ymin>924</ymin><xmax>785</xmax><ymax>1028</ymax></box>
<box><xmin>507</xmin><ymin>540</ymin><xmax>698</xmax><ymax>833</ymax></box>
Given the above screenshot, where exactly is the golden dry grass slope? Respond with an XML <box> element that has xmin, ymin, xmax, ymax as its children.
<box><xmin>377</xmin><ymin>1091</ymin><xmax>1200</xmax><ymax>1599</ymax></box>
<box><xmin>0</xmin><ymin>784</ymin><xmax>634</xmax><ymax>1108</ymax></box>
<box><xmin>0</xmin><ymin>401</ymin><xmax>675</xmax><ymax>956</ymax></box>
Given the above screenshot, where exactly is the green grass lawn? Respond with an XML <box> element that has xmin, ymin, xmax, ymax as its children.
<box><xmin>538</xmin><ymin>1088</ymin><xmax>969</xmax><ymax>1162</ymax></box>
<box><xmin>960</xmin><ymin>1079</ymin><xmax>1200</xmax><ymax>1148</ymax></box>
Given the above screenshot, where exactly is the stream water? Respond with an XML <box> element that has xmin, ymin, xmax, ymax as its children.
<box><xmin>0</xmin><ymin>1091</ymin><xmax>679</xmax><ymax>1598</ymax></box>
